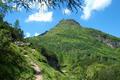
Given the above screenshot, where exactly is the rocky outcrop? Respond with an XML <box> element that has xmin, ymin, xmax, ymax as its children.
<box><xmin>96</xmin><ymin>35</ymin><xmax>120</xmax><ymax>48</ymax></box>
<box><xmin>14</xmin><ymin>41</ymin><xmax>31</xmax><ymax>46</ymax></box>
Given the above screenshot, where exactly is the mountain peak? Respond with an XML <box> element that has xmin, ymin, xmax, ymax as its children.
<box><xmin>27</xmin><ymin>19</ymin><xmax>120</xmax><ymax>80</ymax></box>
<box><xmin>58</xmin><ymin>19</ymin><xmax>80</xmax><ymax>26</ymax></box>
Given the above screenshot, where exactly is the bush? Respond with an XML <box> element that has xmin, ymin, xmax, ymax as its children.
<box><xmin>0</xmin><ymin>29</ymin><xmax>11</xmax><ymax>51</ymax></box>
<box><xmin>93</xmin><ymin>64</ymin><xmax>120</xmax><ymax>80</ymax></box>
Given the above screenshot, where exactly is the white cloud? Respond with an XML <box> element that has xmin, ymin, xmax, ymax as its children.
<box><xmin>34</xmin><ymin>33</ymin><xmax>40</xmax><ymax>36</ymax></box>
<box><xmin>25</xmin><ymin>32</ymin><xmax>31</xmax><ymax>38</ymax></box>
<box><xmin>63</xmin><ymin>8</ymin><xmax>71</xmax><ymax>15</ymax></box>
<box><xmin>2</xmin><ymin>0</ymin><xmax>7</xmax><ymax>3</ymax></box>
<box><xmin>81</xmin><ymin>0</ymin><xmax>112</xmax><ymax>20</ymax></box>
<box><xmin>26</xmin><ymin>1</ymin><xmax>53</xmax><ymax>22</ymax></box>
<box><xmin>26</xmin><ymin>11</ymin><xmax>53</xmax><ymax>22</ymax></box>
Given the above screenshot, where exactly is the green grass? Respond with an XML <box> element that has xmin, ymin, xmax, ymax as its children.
<box><xmin>28</xmin><ymin>19</ymin><xmax>120</xmax><ymax>80</ymax></box>
<box><xmin>0</xmin><ymin>43</ymin><xmax>35</xmax><ymax>80</ymax></box>
<box><xmin>1</xmin><ymin>19</ymin><xmax>120</xmax><ymax>80</ymax></box>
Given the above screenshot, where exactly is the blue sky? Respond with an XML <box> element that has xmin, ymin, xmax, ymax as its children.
<box><xmin>4</xmin><ymin>0</ymin><xmax>120</xmax><ymax>37</ymax></box>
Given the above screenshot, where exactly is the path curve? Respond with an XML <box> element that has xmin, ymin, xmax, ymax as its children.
<box><xmin>32</xmin><ymin>62</ymin><xmax>42</xmax><ymax>80</ymax></box>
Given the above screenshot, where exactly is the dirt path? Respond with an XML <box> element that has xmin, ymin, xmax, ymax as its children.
<box><xmin>32</xmin><ymin>63</ymin><xmax>42</xmax><ymax>80</ymax></box>
<box><xmin>23</xmin><ymin>50</ymin><xmax>42</xmax><ymax>80</ymax></box>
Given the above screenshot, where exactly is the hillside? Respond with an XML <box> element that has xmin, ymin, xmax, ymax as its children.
<box><xmin>0</xmin><ymin>17</ymin><xmax>43</xmax><ymax>80</ymax></box>
<box><xmin>1</xmin><ymin>19</ymin><xmax>120</xmax><ymax>80</ymax></box>
<box><xmin>28</xmin><ymin>19</ymin><xmax>120</xmax><ymax>80</ymax></box>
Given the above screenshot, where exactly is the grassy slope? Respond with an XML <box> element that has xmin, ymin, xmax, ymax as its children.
<box><xmin>1</xmin><ymin>19</ymin><xmax>120</xmax><ymax>80</ymax></box>
<box><xmin>0</xmin><ymin>41</ymin><xmax>64</xmax><ymax>80</ymax></box>
<box><xmin>28</xmin><ymin>19</ymin><xmax>120</xmax><ymax>80</ymax></box>
<box><xmin>0</xmin><ymin>42</ymin><xmax>53</xmax><ymax>80</ymax></box>
<box><xmin>0</xmin><ymin>43</ymin><xmax>35</xmax><ymax>80</ymax></box>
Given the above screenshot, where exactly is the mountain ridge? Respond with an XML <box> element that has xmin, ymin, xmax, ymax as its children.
<box><xmin>1</xmin><ymin>18</ymin><xmax>120</xmax><ymax>80</ymax></box>
<box><xmin>27</xmin><ymin>19</ymin><xmax>120</xmax><ymax>80</ymax></box>
<box><xmin>39</xmin><ymin>19</ymin><xmax>120</xmax><ymax>48</ymax></box>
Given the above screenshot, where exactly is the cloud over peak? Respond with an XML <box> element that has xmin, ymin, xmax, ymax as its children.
<box><xmin>26</xmin><ymin>1</ymin><xmax>53</xmax><ymax>22</ymax></box>
<box><xmin>81</xmin><ymin>0</ymin><xmax>112</xmax><ymax>20</ymax></box>
<box><xmin>26</xmin><ymin>11</ymin><xmax>53</xmax><ymax>22</ymax></box>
